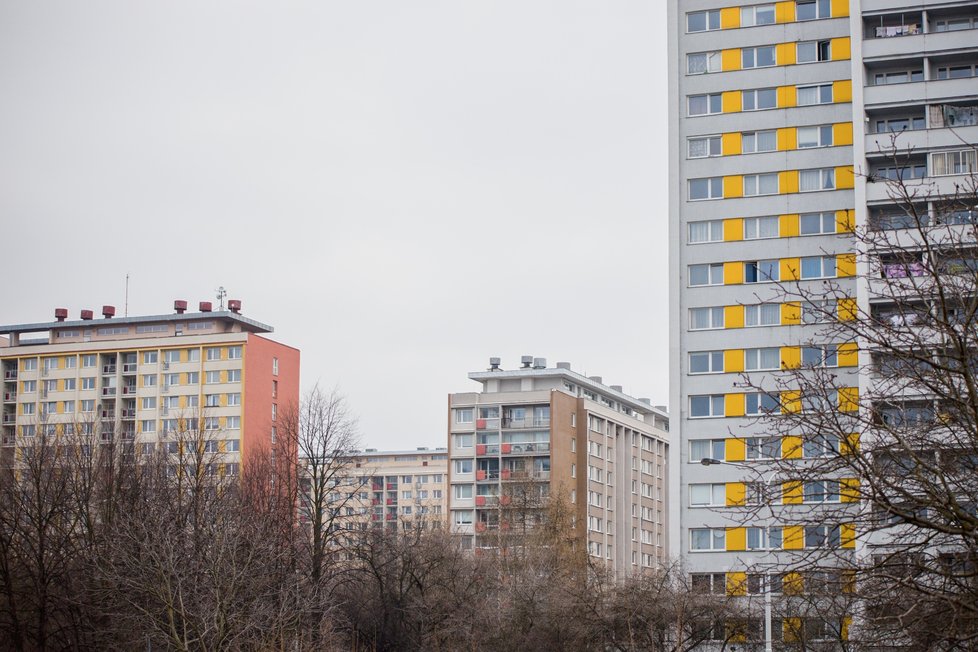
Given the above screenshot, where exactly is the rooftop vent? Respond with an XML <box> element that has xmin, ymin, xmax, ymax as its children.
<box><xmin>611</xmin><ymin>384</ymin><xmax>623</xmax><ymax>392</ymax></box>
<box><xmin>521</xmin><ymin>355</ymin><xmax>533</xmax><ymax>368</ymax></box>
<box><xmin>54</xmin><ymin>308</ymin><xmax>68</xmax><ymax>322</ymax></box>
<box><xmin>102</xmin><ymin>305</ymin><xmax>115</xmax><ymax>319</ymax></box>
<box><xmin>199</xmin><ymin>301</ymin><xmax>213</xmax><ymax>313</ymax></box>
<box><xmin>489</xmin><ymin>357</ymin><xmax>501</xmax><ymax>371</ymax></box>
<box><xmin>533</xmin><ymin>357</ymin><xmax>546</xmax><ymax>369</ymax></box>
<box><xmin>556</xmin><ymin>361</ymin><xmax>571</xmax><ymax>370</ymax></box>
<box><xmin>174</xmin><ymin>300</ymin><xmax>188</xmax><ymax>314</ymax></box>
<box><xmin>80</xmin><ymin>310</ymin><xmax>93</xmax><ymax>320</ymax></box>
<box><xmin>589</xmin><ymin>376</ymin><xmax>603</xmax><ymax>384</ymax></box>
<box><xmin>228</xmin><ymin>299</ymin><xmax>241</xmax><ymax>313</ymax></box>
<box><xmin>416</xmin><ymin>447</ymin><xmax>428</xmax><ymax>451</ymax></box>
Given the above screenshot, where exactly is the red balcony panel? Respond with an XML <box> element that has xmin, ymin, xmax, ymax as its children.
<box><xmin>475</xmin><ymin>522</ymin><xmax>487</xmax><ymax>532</ymax></box>
<box><xmin>476</xmin><ymin>418</ymin><xmax>487</xmax><ymax>429</ymax></box>
<box><xmin>386</xmin><ymin>498</ymin><xmax>394</xmax><ymax>505</ymax></box>
<box><xmin>476</xmin><ymin>444</ymin><xmax>486</xmax><ymax>455</ymax></box>
<box><xmin>476</xmin><ymin>470</ymin><xmax>487</xmax><ymax>480</ymax></box>
<box><xmin>475</xmin><ymin>496</ymin><xmax>486</xmax><ymax>506</ymax></box>
<box><xmin>371</xmin><ymin>499</ymin><xmax>379</xmax><ymax>506</ymax></box>
<box><xmin>500</xmin><ymin>495</ymin><xmax>512</xmax><ymax>506</ymax></box>
<box><xmin>501</xmin><ymin>469</ymin><xmax>511</xmax><ymax>480</ymax></box>
<box><xmin>501</xmin><ymin>443</ymin><xmax>512</xmax><ymax>454</ymax></box>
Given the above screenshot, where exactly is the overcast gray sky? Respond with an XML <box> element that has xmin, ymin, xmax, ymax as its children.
<box><xmin>0</xmin><ymin>1</ymin><xmax>669</xmax><ymax>450</ymax></box>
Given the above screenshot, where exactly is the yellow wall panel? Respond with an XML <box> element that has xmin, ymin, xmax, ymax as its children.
<box><xmin>724</xmin><ymin>262</ymin><xmax>743</xmax><ymax>285</ymax></box>
<box><xmin>723</xmin><ymin>218</ymin><xmax>744</xmax><ymax>241</ymax></box>
<box><xmin>833</xmin><ymin>79</ymin><xmax>852</xmax><ymax>103</ymax></box>
<box><xmin>726</xmin><ymin>482</ymin><xmax>746</xmax><ymax>507</ymax></box>
<box><xmin>839</xmin><ymin>386</ymin><xmax>859</xmax><ymax>412</ymax></box>
<box><xmin>725</xmin><ymin>393</ymin><xmax>745</xmax><ymax>417</ymax></box>
<box><xmin>726</xmin><ymin>527</ymin><xmax>746</xmax><ymax>551</ymax></box>
<box><xmin>726</xmin><ymin>570</ymin><xmax>747</xmax><ymax>595</ymax></box>
<box><xmin>777</xmin><ymin>127</ymin><xmax>796</xmax><ymax>151</ymax></box>
<box><xmin>782</xmin><ymin>301</ymin><xmax>800</xmax><ymax>325</ymax></box>
<box><xmin>833</xmin><ymin>122</ymin><xmax>853</xmax><ymax>146</ymax></box>
<box><xmin>830</xmin><ymin>37</ymin><xmax>851</xmax><ymax>60</ymax></box>
<box><xmin>836</xmin><ymin>165</ymin><xmax>855</xmax><ymax>189</ymax></box>
<box><xmin>836</xmin><ymin>208</ymin><xmax>855</xmax><ymax>232</ymax></box>
<box><xmin>724</xmin><ymin>349</ymin><xmax>744</xmax><ymax>373</ymax></box>
<box><xmin>779</xmin><ymin>170</ymin><xmax>799</xmax><ymax>194</ymax></box>
<box><xmin>775</xmin><ymin>1</ymin><xmax>795</xmax><ymax>22</ymax></box>
<box><xmin>841</xmin><ymin>478</ymin><xmax>860</xmax><ymax>502</ymax></box>
<box><xmin>782</xmin><ymin>436</ymin><xmax>803</xmax><ymax>459</ymax></box>
<box><xmin>722</xmin><ymin>90</ymin><xmax>742</xmax><ymax>113</ymax></box>
<box><xmin>831</xmin><ymin>0</ymin><xmax>849</xmax><ymax>17</ymax></box>
<box><xmin>780</xmin><ymin>257</ymin><xmax>800</xmax><ymax>281</ymax></box>
<box><xmin>721</xmin><ymin>48</ymin><xmax>741</xmax><ymax>72</ymax></box>
<box><xmin>726</xmin><ymin>438</ymin><xmax>746</xmax><ymax>462</ymax></box>
<box><xmin>721</xmin><ymin>132</ymin><xmax>741</xmax><ymax>156</ymax></box>
<box><xmin>779</xmin><ymin>213</ymin><xmax>799</xmax><ymax>237</ymax></box>
<box><xmin>776</xmin><ymin>42</ymin><xmax>796</xmax><ymax>66</ymax></box>
<box><xmin>780</xmin><ymin>346</ymin><xmax>801</xmax><ymax>369</ymax></box>
<box><xmin>842</xmin><ymin>615</ymin><xmax>852</xmax><ymax>641</ymax></box>
<box><xmin>842</xmin><ymin>432</ymin><xmax>860</xmax><ymax>455</ymax></box>
<box><xmin>777</xmin><ymin>85</ymin><xmax>796</xmax><ymax>108</ymax></box>
<box><xmin>781</xmin><ymin>390</ymin><xmax>801</xmax><ymax>413</ymax></box>
<box><xmin>725</xmin><ymin>305</ymin><xmax>744</xmax><ymax>329</ymax></box>
<box><xmin>783</xmin><ymin>527</ymin><xmax>804</xmax><ymax>550</ymax></box>
<box><xmin>723</xmin><ymin>175</ymin><xmax>743</xmax><ymax>198</ymax></box>
<box><xmin>720</xmin><ymin>6</ymin><xmax>740</xmax><ymax>28</ymax></box>
<box><xmin>783</xmin><ymin>480</ymin><xmax>803</xmax><ymax>504</ymax></box>
<box><xmin>837</xmin><ymin>252</ymin><xmax>856</xmax><ymax>277</ymax></box>
<box><xmin>841</xmin><ymin>522</ymin><xmax>856</xmax><ymax>548</ymax></box>
<box><xmin>838</xmin><ymin>342</ymin><xmax>858</xmax><ymax>367</ymax></box>
<box><xmin>838</xmin><ymin>297</ymin><xmax>857</xmax><ymax>321</ymax></box>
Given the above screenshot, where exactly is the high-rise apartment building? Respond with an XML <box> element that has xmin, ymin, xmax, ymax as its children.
<box><xmin>0</xmin><ymin>300</ymin><xmax>299</xmax><ymax>469</ymax></box>
<box><xmin>448</xmin><ymin>357</ymin><xmax>670</xmax><ymax>574</ymax></box>
<box><xmin>670</xmin><ymin>0</ymin><xmax>978</xmax><ymax>645</ymax></box>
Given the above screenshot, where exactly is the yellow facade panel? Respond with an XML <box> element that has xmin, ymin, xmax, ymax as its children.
<box><xmin>725</xmin><ymin>393</ymin><xmax>745</xmax><ymax>417</ymax></box>
<box><xmin>721</xmin><ymin>48</ymin><xmax>741</xmax><ymax>72</ymax></box>
<box><xmin>726</xmin><ymin>527</ymin><xmax>746</xmax><ymax>551</ymax></box>
<box><xmin>833</xmin><ymin>122</ymin><xmax>853</xmax><ymax>146</ymax></box>
<box><xmin>780</xmin><ymin>346</ymin><xmax>801</xmax><ymax>370</ymax></box>
<box><xmin>776</xmin><ymin>42</ymin><xmax>796</xmax><ymax>66</ymax></box>
<box><xmin>726</xmin><ymin>482</ymin><xmax>746</xmax><ymax>507</ymax></box>
<box><xmin>836</xmin><ymin>208</ymin><xmax>855</xmax><ymax>232</ymax></box>
<box><xmin>724</xmin><ymin>349</ymin><xmax>744</xmax><ymax>373</ymax></box>
<box><xmin>723</xmin><ymin>175</ymin><xmax>743</xmax><ymax>198</ymax></box>
<box><xmin>783</xmin><ymin>480</ymin><xmax>803</xmax><ymax>504</ymax></box>
<box><xmin>781</xmin><ymin>389</ymin><xmax>802</xmax><ymax>413</ymax></box>
<box><xmin>721</xmin><ymin>132</ymin><xmax>741</xmax><ymax>156</ymax></box>
<box><xmin>836</xmin><ymin>165</ymin><xmax>855</xmax><ymax>189</ymax></box>
<box><xmin>721</xmin><ymin>90</ymin><xmax>742</xmax><ymax>113</ymax></box>
<box><xmin>720</xmin><ymin>6</ymin><xmax>740</xmax><ymax>28</ymax></box>
<box><xmin>842</xmin><ymin>432</ymin><xmax>860</xmax><ymax>455</ymax></box>
<box><xmin>782</xmin><ymin>436</ymin><xmax>803</xmax><ymax>459</ymax></box>
<box><xmin>777</xmin><ymin>85</ymin><xmax>796</xmax><ymax>108</ymax></box>
<box><xmin>838</xmin><ymin>297</ymin><xmax>858</xmax><ymax>321</ymax></box>
<box><xmin>725</xmin><ymin>437</ymin><xmax>746</xmax><ymax>462</ymax></box>
<box><xmin>780</xmin><ymin>257</ymin><xmax>800</xmax><ymax>281</ymax></box>
<box><xmin>830</xmin><ymin>37</ymin><xmax>851</xmax><ymax>60</ymax></box>
<box><xmin>723</xmin><ymin>262</ymin><xmax>744</xmax><ymax>285</ymax></box>
<box><xmin>724</xmin><ymin>305</ymin><xmax>745</xmax><ymax>329</ymax></box>
<box><xmin>723</xmin><ymin>217</ymin><xmax>743</xmax><ymax>241</ymax></box>
<box><xmin>838</xmin><ymin>342</ymin><xmax>858</xmax><ymax>367</ymax></box>
<box><xmin>837</xmin><ymin>252</ymin><xmax>856</xmax><ymax>277</ymax></box>
<box><xmin>776</xmin><ymin>127</ymin><xmax>796</xmax><ymax>151</ymax></box>
<box><xmin>841</xmin><ymin>478</ymin><xmax>861</xmax><ymax>502</ymax></box>
<box><xmin>779</xmin><ymin>170</ymin><xmax>799</xmax><ymax>194</ymax></box>
<box><xmin>775</xmin><ymin>1</ymin><xmax>795</xmax><ymax>22</ymax></box>
<box><xmin>779</xmin><ymin>213</ymin><xmax>799</xmax><ymax>237</ymax></box>
<box><xmin>833</xmin><ymin>79</ymin><xmax>852</xmax><ymax>103</ymax></box>
<box><xmin>841</xmin><ymin>522</ymin><xmax>856</xmax><ymax>548</ymax></box>
<box><xmin>839</xmin><ymin>386</ymin><xmax>859</xmax><ymax>412</ymax></box>
<box><xmin>726</xmin><ymin>570</ymin><xmax>747</xmax><ymax>594</ymax></box>
<box><xmin>831</xmin><ymin>0</ymin><xmax>849</xmax><ymax>17</ymax></box>
<box><xmin>783</xmin><ymin>526</ymin><xmax>804</xmax><ymax>550</ymax></box>
<box><xmin>781</xmin><ymin>301</ymin><xmax>800</xmax><ymax>325</ymax></box>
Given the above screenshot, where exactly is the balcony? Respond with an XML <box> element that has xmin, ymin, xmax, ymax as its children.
<box><xmin>102</xmin><ymin>387</ymin><xmax>116</xmax><ymax>397</ymax></box>
<box><xmin>476</xmin><ymin>469</ymin><xmax>501</xmax><ymax>481</ymax></box>
<box><xmin>501</xmin><ymin>470</ymin><xmax>551</xmax><ymax>482</ymax></box>
<box><xmin>864</xmin><ymin>77</ymin><xmax>977</xmax><ymax>109</ymax></box>
<box><xmin>386</xmin><ymin>498</ymin><xmax>395</xmax><ymax>505</ymax></box>
<box><xmin>102</xmin><ymin>365</ymin><xmax>116</xmax><ymax>374</ymax></box>
<box><xmin>503</xmin><ymin>442</ymin><xmax>550</xmax><ymax>455</ymax></box>
<box><xmin>121</xmin><ymin>385</ymin><xmax>136</xmax><ymax>395</ymax></box>
<box><xmin>121</xmin><ymin>409</ymin><xmax>136</xmax><ymax>419</ymax></box>
<box><xmin>475</xmin><ymin>495</ymin><xmax>500</xmax><ymax>507</ymax></box>
<box><xmin>101</xmin><ymin>410</ymin><xmax>116</xmax><ymax>419</ymax></box>
<box><xmin>122</xmin><ymin>363</ymin><xmax>137</xmax><ymax>373</ymax></box>
<box><xmin>476</xmin><ymin>444</ymin><xmax>500</xmax><ymax>456</ymax></box>
<box><xmin>386</xmin><ymin>483</ymin><xmax>396</xmax><ymax>490</ymax></box>
<box><xmin>3</xmin><ymin>371</ymin><xmax>17</xmax><ymax>380</ymax></box>
<box><xmin>502</xmin><ymin>417</ymin><xmax>550</xmax><ymax>429</ymax></box>
<box><xmin>2</xmin><ymin>392</ymin><xmax>15</xmax><ymax>403</ymax></box>
<box><xmin>476</xmin><ymin>418</ymin><xmax>500</xmax><ymax>430</ymax></box>
<box><xmin>1</xmin><ymin>414</ymin><xmax>15</xmax><ymax>425</ymax></box>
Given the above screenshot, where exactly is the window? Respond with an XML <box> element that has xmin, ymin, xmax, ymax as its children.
<box><xmin>271</xmin><ymin>404</ymin><xmax>277</xmax><ymax>421</ymax></box>
<box><xmin>455</xmin><ymin>408</ymin><xmax>473</xmax><ymax>424</ymax></box>
<box><xmin>743</xmin><ymin>173</ymin><xmax>779</xmax><ymax>196</ymax></box>
<box><xmin>875</xmin><ymin>116</ymin><xmax>925</xmax><ymax>133</ymax></box>
<box><xmin>687</xmin><ymin>51</ymin><xmax>721</xmax><ymax>75</ymax></box>
<box><xmin>227</xmin><ymin>393</ymin><xmax>241</xmax><ymax>406</ymax></box>
<box><xmin>690</xmin><ymin>307</ymin><xmax>724</xmax><ymax>330</ymax></box>
<box><xmin>226</xmin><ymin>439</ymin><xmax>240</xmax><ymax>452</ymax></box>
<box><xmin>690</xmin><ymin>528</ymin><xmax>726</xmax><ymax>551</ymax></box>
<box><xmin>690</xmin><ymin>395</ymin><xmax>724</xmax><ymax>418</ymax></box>
<box><xmin>454</xmin><ymin>459</ymin><xmax>473</xmax><ymax>474</ymax></box>
<box><xmin>803</xmin><ymin>433</ymin><xmax>840</xmax><ymax>458</ymax></box>
<box><xmin>799</xmin><ymin>168</ymin><xmax>836</xmax><ymax>192</ymax></box>
<box><xmin>82</xmin><ymin>355</ymin><xmax>96</xmax><ymax>368</ymax></box>
<box><xmin>204</xmin><ymin>371</ymin><xmax>220</xmax><ymax>384</ymax></box>
<box><xmin>206</xmin><ymin>347</ymin><xmax>221</xmax><ymax>361</ymax></box>
<box><xmin>204</xmin><ymin>417</ymin><xmax>220</xmax><ymax>430</ymax></box>
<box><xmin>690</xmin><ymin>439</ymin><xmax>725</xmax><ymax>463</ymax></box>
<box><xmin>142</xmin><ymin>374</ymin><xmax>157</xmax><ymax>387</ymax></box>
<box><xmin>22</xmin><ymin>359</ymin><xmax>37</xmax><ymax>371</ymax></box>
<box><xmin>227</xmin><ymin>346</ymin><xmax>242</xmax><ymax>360</ymax></box>
<box><xmin>453</xmin><ymin>433</ymin><xmax>473</xmax><ymax>448</ymax></box>
<box><xmin>187</xmin><ymin>349</ymin><xmax>200</xmax><ymax>362</ymax></box>
<box><xmin>63</xmin><ymin>378</ymin><xmax>75</xmax><ymax>391</ymax></box>
<box><xmin>936</xmin><ymin>17</ymin><xmax>977</xmax><ymax>31</ymax></box>
<box><xmin>692</xmin><ymin>573</ymin><xmax>727</xmax><ymax>595</ymax></box>
<box><xmin>874</xmin><ymin>164</ymin><xmax>926</xmax><ymax>181</ymax></box>
<box><xmin>81</xmin><ymin>399</ymin><xmax>95</xmax><ymax>412</ymax></box>
<box><xmin>742</xmin><ymin>45</ymin><xmax>776</xmax><ymax>69</ymax></box>
<box><xmin>272</xmin><ymin>357</ymin><xmax>279</xmax><ymax>375</ymax></box>
<box><xmin>81</xmin><ymin>377</ymin><xmax>95</xmax><ymax>390</ymax></box>
<box><xmin>803</xmin><ymin>299</ymin><xmax>837</xmax><ymax>324</ymax></box>
<box><xmin>740</xmin><ymin>131</ymin><xmax>776</xmax><ymax>156</ymax></box>
<box><xmin>688</xmin><ymin>136</ymin><xmax>721</xmax><ymax>158</ymax></box>
<box><xmin>227</xmin><ymin>369</ymin><xmax>243</xmax><ymax>383</ymax></box>
<box><xmin>689</xmin><ymin>263</ymin><xmax>723</xmax><ymax>286</ymax></box>
<box><xmin>141</xmin><ymin>397</ymin><xmax>157</xmax><ymax>410</ymax></box>
<box><xmin>801</xmin><ymin>255</ymin><xmax>836</xmax><ymax>279</ymax></box>
<box><xmin>745</xmin><ymin>347</ymin><xmax>780</xmax><ymax>370</ymax></box>
<box><xmin>805</xmin><ymin>524</ymin><xmax>841</xmax><ymax>548</ymax></box>
<box><xmin>687</xmin><ymin>9</ymin><xmax>720</xmax><ymax>32</ymax></box>
<box><xmin>136</xmin><ymin>324</ymin><xmax>168</xmax><ymax>333</ymax></box>
<box><xmin>688</xmin><ymin>220</ymin><xmax>723</xmax><ymax>243</ymax></box>
<box><xmin>143</xmin><ymin>351</ymin><xmax>158</xmax><ymax>364</ymax></box>
<box><xmin>453</xmin><ymin>510</ymin><xmax>473</xmax><ymax>526</ymax></box>
<box><xmin>205</xmin><ymin>394</ymin><xmax>220</xmax><ymax>408</ymax></box>
<box><xmin>745</xmin><ymin>259</ymin><xmax>779</xmax><ymax>283</ymax></box>
<box><xmin>797</xmin><ymin>39</ymin><xmax>830</xmax><ymax>63</ymax></box>
<box><xmin>742</xmin><ymin>88</ymin><xmax>777</xmax><ymax>111</ymax></box>
<box><xmin>689</xmin><ymin>351</ymin><xmax>724</xmax><ymax>374</ymax></box>
<box><xmin>804</xmin><ymin>480</ymin><xmax>840</xmax><ymax>503</ymax></box>
<box><xmin>800</xmin><ymin>211</ymin><xmax>837</xmax><ymax>235</ymax></box>
<box><xmin>796</xmin><ymin>0</ymin><xmax>830</xmax><ymax>21</ymax></box>
<box><xmin>798</xmin><ymin>125</ymin><xmax>833</xmax><ymax>148</ymax></box>
<box><xmin>746</xmin><ymin>392</ymin><xmax>779</xmax><ymax>415</ymax></box>
<box><xmin>688</xmin><ymin>93</ymin><xmax>722</xmax><ymax>116</ymax></box>
<box><xmin>874</xmin><ymin>70</ymin><xmax>923</xmax><ymax>85</ymax></box>
<box><xmin>745</xmin><ymin>303</ymin><xmax>781</xmax><ymax>326</ymax></box>
<box><xmin>223</xmin><ymin>416</ymin><xmax>238</xmax><ymax>429</ymax></box>
<box><xmin>802</xmin><ymin>390</ymin><xmax>837</xmax><ymax>413</ymax></box>
<box><xmin>689</xmin><ymin>177</ymin><xmax>723</xmax><ymax>200</ymax></box>
<box><xmin>43</xmin><ymin>379</ymin><xmax>56</xmax><ymax>393</ymax></box>
<box><xmin>797</xmin><ymin>83</ymin><xmax>833</xmax><ymax>105</ymax></box>
<box><xmin>453</xmin><ymin>484</ymin><xmax>473</xmax><ymax>499</ymax></box>
<box><xmin>741</xmin><ymin>4</ymin><xmax>775</xmax><ymax>26</ymax></box>
<box><xmin>937</xmin><ymin>64</ymin><xmax>977</xmax><ymax>80</ymax></box>
<box><xmin>802</xmin><ymin>344</ymin><xmax>838</xmax><ymax>367</ymax></box>
<box><xmin>21</xmin><ymin>380</ymin><xmax>36</xmax><ymax>393</ymax></box>
<box><xmin>163</xmin><ymin>396</ymin><xmax>179</xmax><ymax>410</ymax></box>
<box><xmin>747</xmin><ymin>526</ymin><xmax>782</xmax><ymax>550</ymax></box>
<box><xmin>931</xmin><ymin>149</ymin><xmax>977</xmax><ymax>176</ymax></box>
<box><xmin>140</xmin><ymin>419</ymin><xmax>156</xmax><ymax>433</ymax></box>
<box><xmin>746</xmin><ymin>437</ymin><xmax>780</xmax><ymax>460</ymax></box>
<box><xmin>689</xmin><ymin>483</ymin><xmax>726</xmax><ymax>506</ymax></box>
<box><xmin>164</xmin><ymin>373</ymin><xmax>179</xmax><ymax>387</ymax></box>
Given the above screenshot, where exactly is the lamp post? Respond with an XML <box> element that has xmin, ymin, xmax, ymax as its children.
<box><xmin>701</xmin><ymin>457</ymin><xmax>777</xmax><ymax>652</ymax></box>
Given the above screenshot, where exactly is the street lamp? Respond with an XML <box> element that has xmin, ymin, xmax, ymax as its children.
<box><xmin>700</xmin><ymin>457</ymin><xmax>777</xmax><ymax>652</ymax></box>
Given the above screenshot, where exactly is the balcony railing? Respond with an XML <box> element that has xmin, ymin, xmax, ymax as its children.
<box><xmin>502</xmin><ymin>442</ymin><xmax>550</xmax><ymax>455</ymax></box>
<box><xmin>2</xmin><ymin>393</ymin><xmax>15</xmax><ymax>402</ymax></box>
<box><xmin>476</xmin><ymin>469</ymin><xmax>500</xmax><ymax>481</ymax></box>
<box><xmin>476</xmin><ymin>418</ymin><xmax>500</xmax><ymax>430</ymax></box>
<box><xmin>122</xmin><ymin>364</ymin><xmax>137</xmax><ymax>373</ymax></box>
<box><xmin>1</xmin><ymin>414</ymin><xmax>15</xmax><ymax>425</ymax></box>
<box><xmin>102</xmin><ymin>365</ymin><xmax>116</xmax><ymax>374</ymax></box>
<box><xmin>102</xmin><ymin>387</ymin><xmax>116</xmax><ymax>396</ymax></box>
<box><xmin>121</xmin><ymin>385</ymin><xmax>136</xmax><ymax>395</ymax></box>
<box><xmin>501</xmin><ymin>469</ymin><xmax>551</xmax><ymax>482</ymax></box>
<box><xmin>476</xmin><ymin>444</ymin><xmax>500</xmax><ymax>456</ymax></box>
<box><xmin>3</xmin><ymin>371</ymin><xmax>17</xmax><ymax>380</ymax></box>
<box><xmin>502</xmin><ymin>417</ymin><xmax>550</xmax><ymax>429</ymax></box>
<box><xmin>121</xmin><ymin>409</ymin><xmax>136</xmax><ymax>419</ymax></box>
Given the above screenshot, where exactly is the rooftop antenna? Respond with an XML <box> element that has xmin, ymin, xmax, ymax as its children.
<box><xmin>215</xmin><ymin>286</ymin><xmax>227</xmax><ymax>311</ymax></box>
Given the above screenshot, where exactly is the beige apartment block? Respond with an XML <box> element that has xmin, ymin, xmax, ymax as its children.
<box><xmin>447</xmin><ymin>357</ymin><xmax>670</xmax><ymax>576</ymax></box>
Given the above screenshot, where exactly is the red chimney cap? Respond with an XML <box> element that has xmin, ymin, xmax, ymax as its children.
<box><xmin>102</xmin><ymin>305</ymin><xmax>116</xmax><ymax>318</ymax></box>
<box><xmin>80</xmin><ymin>310</ymin><xmax>94</xmax><ymax>320</ymax></box>
<box><xmin>227</xmin><ymin>299</ymin><xmax>241</xmax><ymax>313</ymax></box>
<box><xmin>174</xmin><ymin>300</ymin><xmax>188</xmax><ymax>314</ymax></box>
<box><xmin>199</xmin><ymin>301</ymin><xmax>212</xmax><ymax>312</ymax></box>
<box><xmin>54</xmin><ymin>308</ymin><xmax>68</xmax><ymax>322</ymax></box>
